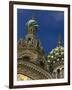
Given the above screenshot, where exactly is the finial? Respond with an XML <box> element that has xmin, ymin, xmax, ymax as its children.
<box><xmin>32</xmin><ymin>16</ymin><xmax>35</xmax><ymax>20</ymax></box>
<box><xmin>57</xmin><ymin>33</ymin><xmax>62</xmax><ymax>47</ymax></box>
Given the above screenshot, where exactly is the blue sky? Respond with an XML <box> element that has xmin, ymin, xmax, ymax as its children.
<box><xmin>17</xmin><ymin>9</ymin><xmax>64</xmax><ymax>55</ymax></box>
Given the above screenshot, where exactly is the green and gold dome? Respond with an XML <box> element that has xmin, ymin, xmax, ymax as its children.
<box><xmin>47</xmin><ymin>45</ymin><xmax>64</xmax><ymax>63</ymax></box>
<box><xmin>47</xmin><ymin>34</ymin><xmax>64</xmax><ymax>74</ymax></box>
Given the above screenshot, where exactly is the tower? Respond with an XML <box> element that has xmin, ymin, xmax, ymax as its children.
<box><xmin>47</xmin><ymin>34</ymin><xmax>64</xmax><ymax>78</ymax></box>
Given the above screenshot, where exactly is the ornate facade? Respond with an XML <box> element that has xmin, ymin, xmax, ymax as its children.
<box><xmin>17</xmin><ymin>18</ymin><xmax>64</xmax><ymax>80</ymax></box>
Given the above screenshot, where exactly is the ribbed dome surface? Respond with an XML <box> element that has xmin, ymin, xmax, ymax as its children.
<box><xmin>47</xmin><ymin>34</ymin><xmax>64</xmax><ymax>64</ymax></box>
<box><xmin>26</xmin><ymin>19</ymin><xmax>38</xmax><ymax>27</ymax></box>
<box><xmin>48</xmin><ymin>46</ymin><xmax>64</xmax><ymax>63</ymax></box>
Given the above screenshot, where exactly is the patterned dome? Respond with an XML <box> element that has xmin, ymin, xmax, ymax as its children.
<box><xmin>47</xmin><ymin>34</ymin><xmax>64</xmax><ymax>64</ymax></box>
<box><xmin>48</xmin><ymin>46</ymin><xmax>64</xmax><ymax>63</ymax></box>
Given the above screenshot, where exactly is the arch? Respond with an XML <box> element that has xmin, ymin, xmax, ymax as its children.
<box><xmin>53</xmin><ymin>72</ymin><xmax>56</xmax><ymax>78</ymax></box>
<box><xmin>17</xmin><ymin>60</ymin><xmax>52</xmax><ymax>80</ymax></box>
<box><xmin>60</xmin><ymin>67</ymin><xmax>64</xmax><ymax>78</ymax></box>
<box><xmin>57</xmin><ymin>69</ymin><xmax>60</xmax><ymax>78</ymax></box>
<box><xmin>22</xmin><ymin>56</ymin><xmax>30</xmax><ymax>61</ymax></box>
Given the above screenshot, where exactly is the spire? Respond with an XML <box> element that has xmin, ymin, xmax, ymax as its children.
<box><xmin>57</xmin><ymin>33</ymin><xmax>62</xmax><ymax>47</ymax></box>
<box><xmin>32</xmin><ymin>16</ymin><xmax>35</xmax><ymax>20</ymax></box>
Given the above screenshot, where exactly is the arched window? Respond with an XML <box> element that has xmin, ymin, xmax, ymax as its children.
<box><xmin>57</xmin><ymin>69</ymin><xmax>60</xmax><ymax>78</ymax></box>
<box><xmin>61</xmin><ymin>68</ymin><xmax>64</xmax><ymax>78</ymax></box>
<box><xmin>40</xmin><ymin>61</ymin><xmax>44</xmax><ymax>67</ymax></box>
<box><xmin>53</xmin><ymin>72</ymin><xmax>56</xmax><ymax>78</ymax></box>
<box><xmin>28</xmin><ymin>38</ymin><xmax>31</xmax><ymax>41</ymax></box>
<box><xmin>18</xmin><ymin>58</ymin><xmax>22</xmax><ymax>60</ymax></box>
<box><xmin>22</xmin><ymin>56</ymin><xmax>30</xmax><ymax>61</ymax></box>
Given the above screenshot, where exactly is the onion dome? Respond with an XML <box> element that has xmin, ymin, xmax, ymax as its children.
<box><xmin>47</xmin><ymin>34</ymin><xmax>64</xmax><ymax>64</ymax></box>
<box><xmin>26</xmin><ymin>19</ymin><xmax>38</xmax><ymax>27</ymax></box>
<box><xmin>26</xmin><ymin>17</ymin><xmax>38</xmax><ymax>34</ymax></box>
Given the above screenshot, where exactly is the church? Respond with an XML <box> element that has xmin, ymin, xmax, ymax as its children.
<box><xmin>17</xmin><ymin>17</ymin><xmax>64</xmax><ymax>80</ymax></box>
